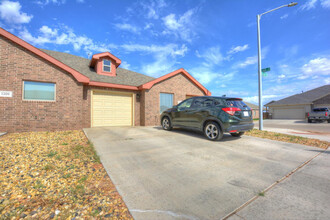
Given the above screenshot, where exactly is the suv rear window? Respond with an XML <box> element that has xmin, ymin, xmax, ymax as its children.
<box><xmin>313</xmin><ymin>108</ymin><xmax>328</xmax><ymax>112</ymax></box>
<box><xmin>226</xmin><ymin>99</ymin><xmax>247</xmax><ymax>108</ymax></box>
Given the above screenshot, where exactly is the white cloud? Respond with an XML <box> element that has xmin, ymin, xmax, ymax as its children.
<box><xmin>189</xmin><ymin>67</ymin><xmax>218</xmax><ymax>85</ymax></box>
<box><xmin>114</xmin><ymin>23</ymin><xmax>140</xmax><ymax>34</ymax></box>
<box><xmin>300</xmin><ymin>0</ymin><xmax>318</xmax><ymax>10</ymax></box>
<box><xmin>39</xmin><ymin>25</ymin><xmax>58</xmax><ymax>36</ymax></box>
<box><xmin>236</xmin><ymin>47</ymin><xmax>269</xmax><ymax>68</ymax></box>
<box><xmin>141</xmin><ymin>0</ymin><xmax>167</xmax><ymax>19</ymax></box>
<box><xmin>278</xmin><ymin>74</ymin><xmax>286</xmax><ymax>79</ymax></box>
<box><xmin>325</xmin><ymin>77</ymin><xmax>330</xmax><ymax>84</ymax></box>
<box><xmin>301</xmin><ymin>57</ymin><xmax>330</xmax><ymax>76</ymax></box>
<box><xmin>120</xmin><ymin>61</ymin><xmax>131</xmax><ymax>69</ymax></box>
<box><xmin>199</xmin><ymin>47</ymin><xmax>223</xmax><ymax>66</ymax></box>
<box><xmin>144</xmin><ymin>23</ymin><xmax>153</xmax><ymax>30</ymax></box>
<box><xmin>19</xmin><ymin>25</ymin><xmax>117</xmax><ymax>54</ymax></box>
<box><xmin>120</xmin><ymin>43</ymin><xmax>187</xmax><ymax>76</ymax></box>
<box><xmin>162</xmin><ymin>8</ymin><xmax>197</xmax><ymax>42</ymax></box>
<box><xmin>228</xmin><ymin>44</ymin><xmax>249</xmax><ymax>54</ymax></box>
<box><xmin>280</xmin><ymin>14</ymin><xmax>288</xmax><ymax>19</ymax></box>
<box><xmin>34</xmin><ymin>0</ymin><xmax>66</xmax><ymax>6</ymax></box>
<box><xmin>0</xmin><ymin>0</ymin><xmax>33</xmax><ymax>24</ymax></box>
<box><xmin>243</xmin><ymin>95</ymin><xmax>278</xmax><ymax>105</ymax></box>
<box><xmin>321</xmin><ymin>0</ymin><xmax>330</xmax><ymax>8</ymax></box>
<box><xmin>237</xmin><ymin>56</ymin><xmax>258</xmax><ymax>68</ymax></box>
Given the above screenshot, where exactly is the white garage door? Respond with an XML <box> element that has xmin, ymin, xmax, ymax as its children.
<box><xmin>92</xmin><ymin>91</ymin><xmax>133</xmax><ymax>127</ymax></box>
<box><xmin>273</xmin><ymin>107</ymin><xmax>305</xmax><ymax>119</ymax></box>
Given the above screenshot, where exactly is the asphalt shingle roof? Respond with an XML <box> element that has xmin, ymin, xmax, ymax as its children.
<box><xmin>267</xmin><ymin>84</ymin><xmax>330</xmax><ymax>106</ymax></box>
<box><xmin>244</xmin><ymin>101</ymin><xmax>259</xmax><ymax>109</ymax></box>
<box><xmin>40</xmin><ymin>49</ymin><xmax>155</xmax><ymax>87</ymax></box>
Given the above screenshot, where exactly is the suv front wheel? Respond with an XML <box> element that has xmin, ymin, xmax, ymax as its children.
<box><xmin>204</xmin><ymin>122</ymin><xmax>223</xmax><ymax>141</ymax></box>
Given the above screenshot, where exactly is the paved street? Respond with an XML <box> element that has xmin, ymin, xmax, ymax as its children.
<box><xmin>254</xmin><ymin>120</ymin><xmax>330</xmax><ymax>142</ymax></box>
<box><xmin>84</xmin><ymin>126</ymin><xmax>329</xmax><ymax>220</ymax></box>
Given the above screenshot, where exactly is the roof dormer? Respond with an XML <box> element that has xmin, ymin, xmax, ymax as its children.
<box><xmin>89</xmin><ymin>52</ymin><xmax>121</xmax><ymax>77</ymax></box>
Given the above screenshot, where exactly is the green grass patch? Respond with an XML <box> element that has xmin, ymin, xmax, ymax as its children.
<box><xmin>47</xmin><ymin>151</ymin><xmax>57</xmax><ymax>157</ymax></box>
<box><xmin>43</xmin><ymin>164</ymin><xmax>55</xmax><ymax>171</ymax></box>
<box><xmin>33</xmin><ymin>180</ymin><xmax>45</xmax><ymax>189</ymax></box>
<box><xmin>246</xmin><ymin>129</ymin><xmax>329</xmax><ymax>149</ymax></box>
<box><xmin>78</xmin><ymin>176</ymin><xmax>88</xmax><ymax>183</ymax></box>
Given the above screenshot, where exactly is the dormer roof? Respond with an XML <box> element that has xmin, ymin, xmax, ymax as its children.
<box><xmin>89</xmin><ymin>52</ymin><xmax>121</xmax><ymax>68</ymax></box>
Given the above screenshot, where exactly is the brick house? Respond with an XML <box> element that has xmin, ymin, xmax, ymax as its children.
<box><xmin>0</xmin><ymin>28</ymin><xmax>211</xmax><ymax>132</ymax></box>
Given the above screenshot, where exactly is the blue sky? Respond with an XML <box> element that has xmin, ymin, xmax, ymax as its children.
<box><xmin>0</xmin><ymin>0</ymin><xmax>329</xmax><ymax>104</ymax></box>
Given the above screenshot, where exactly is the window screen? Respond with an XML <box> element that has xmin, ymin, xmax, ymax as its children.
<box><xmin>23</xmin><ymin>81</ymin><xmax>55</xmax><ymax>101</ymax></box>
<box><xmin>160</xmin><ymin>93</ymin><xmax>173</xmax><ymax>113</ymax></box>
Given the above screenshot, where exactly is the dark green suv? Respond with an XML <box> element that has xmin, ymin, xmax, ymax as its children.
<box><xmin>160</xmin><ymin>96</ymin><xmax>254</xmax><ymax>141</ymax></box>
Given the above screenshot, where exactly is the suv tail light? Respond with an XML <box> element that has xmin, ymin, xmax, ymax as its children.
<box><xmin>222</xmin><ymin>107</ymin><xmax>241</xmax><ymax>116</ymax></box>
<box><xmin>326</xmin><ymin>112</ymin><xmax>328</xmax><ymax>116</ymax></box>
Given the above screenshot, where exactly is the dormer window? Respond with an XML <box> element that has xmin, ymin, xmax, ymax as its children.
<box><xmin>103</xmin><ymin>59</ymin><xmax>111</xmax><ymax>72</ymax></box>
<box><xmin>89</xmin><ymin>52</ymin><xmax>121</xmax><ymax>76</ymax></box>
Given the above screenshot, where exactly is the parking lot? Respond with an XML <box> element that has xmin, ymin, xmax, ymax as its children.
<box><xmin>84</xmin><ymin>126</ymin><xmax>329</xmax><ymax>220</ymax></box>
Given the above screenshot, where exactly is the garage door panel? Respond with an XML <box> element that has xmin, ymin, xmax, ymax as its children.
<box><xmin>92</xmin><ymin>91</ymin><xmax>133</xmax><ymax>127</ymax></box>
<box><xmin>273</xmin><ymin>107</ymin><xmax>305</xmax><ymax>119</ymax></box>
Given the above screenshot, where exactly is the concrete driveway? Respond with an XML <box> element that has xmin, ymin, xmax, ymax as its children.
<box><xmin>84</xmin><ymin>127</ymin><xmax>329</xmax><ymax>220</ymax></box>
<box><xmin>254</xmin><ymin>120</ymin><xmax>330</xmax><ymax>142</ymax></box>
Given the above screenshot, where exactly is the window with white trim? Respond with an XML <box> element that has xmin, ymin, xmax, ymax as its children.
<box><xmin>23</xmin><ymin>81</ymin><xmax>55</xmax><ymax>101</ymax></box>
<box><xmin>103</xmin><ymin>59</ymin><xmax>111</xmax><ymax>72</ymax></box>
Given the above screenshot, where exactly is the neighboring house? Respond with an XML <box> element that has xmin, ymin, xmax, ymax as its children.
<box><xmin>0</xmin><ymin>28</ymin><xmax>211</xmax><ymax>132</ymax></box>
<box><xmin>265</xmin><ymin>85</ymin><xmax>330</xmax><ymax>119</ymax></box>
<box><xmin>244</xmin><ymin>101</ymin><xmax>259</xmax><ymax>119</ymax></box>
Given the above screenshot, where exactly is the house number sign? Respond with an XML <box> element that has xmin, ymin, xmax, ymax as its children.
<box><xmin>0</xmin><ymin>91</ymin><xmax>13</xmax><ymax>97</ymax></box>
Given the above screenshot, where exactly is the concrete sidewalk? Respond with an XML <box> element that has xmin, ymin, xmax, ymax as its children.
<box><xmin>253</xmin><ymin>121</ymin><xmax>330</xmax><ymax>142</ymax></box>
<box><xmin>229</xmin><ymin>148</ymin><xmax>330</xmax><ymax>220</ymax></box>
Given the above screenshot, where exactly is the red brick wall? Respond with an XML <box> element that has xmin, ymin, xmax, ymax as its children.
<box><xmin>142</xmin><ymin>73</ymin><xmax>205</xmax><ymax>126</ymax></box>
<box><xmin>0</xmin><ymin>35</ymin><xmax>207</xmax><ymax>131</ymax></box>
<box><xmin>0</xmin><ymin>36</ymin><xmax>90</xmax><ymax>132</ymax></box>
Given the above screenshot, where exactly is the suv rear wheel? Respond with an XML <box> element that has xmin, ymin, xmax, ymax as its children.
<box><xmin>204</xmin><ymin>122</ymin><xmax>223</xmax><ymax>141</ymax></box>
<box><xmin>230</xmin><ymin>132</ymin><xmax>245</xmax><ymax>137</ymax></box>
<box><xmin>162</xmin><ymin>117</ymin><xmax>172</xmax><ymax>131</ymax></box>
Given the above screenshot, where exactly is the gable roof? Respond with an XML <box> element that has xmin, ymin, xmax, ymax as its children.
<box><xmin>267</xmin><ymin>85</ymin><xmax>330</xmax><ymax>106</ymax></box>
<box><xmin>89</xmin><ymin>52</ymin><xmax>121</xmax><ymax>68</ymax></box>
<box><xmin>41</xmin><ymin>49</ymin><xmax>154</xmax><ymax>87</ymax></box>
<box><xmin>0</xmin><ymin>28</ymin><xmax>90</xmax><ymax>84</ymax></box>
<box><xmin>139</xmin><ymin>68</ymin><xmax>212</xmax><ymax>96</ymax></box>
<box><xmin>1</xmin><ymin>27</ymin><xmax>210</xmax><ymax>95</ymax></box>
<box><xmin>244</xmin><ymin>101</ymin><xmax>259</xmax><ymax>109</ymax></box>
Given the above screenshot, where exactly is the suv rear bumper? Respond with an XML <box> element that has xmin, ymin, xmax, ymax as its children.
<box><xmin>225</xmin><ymin>123</ymin><xmax>254</xmax><ymax>133</ymax></box>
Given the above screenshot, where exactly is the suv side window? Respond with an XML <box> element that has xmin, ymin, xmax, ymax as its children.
<box><xmin>214</xmin><ymin>99</ymin><xmax>225</xmax><ymax>106</ymax></box>
<box><xmin>191</xmin><ymin>98</ymin><xmax>214</xmax><ymax>108</ymax></box>
<box><xmin>177</xmin><ymin>99</ymin><xmax>193</xmax><ymax>111</ymax></box>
